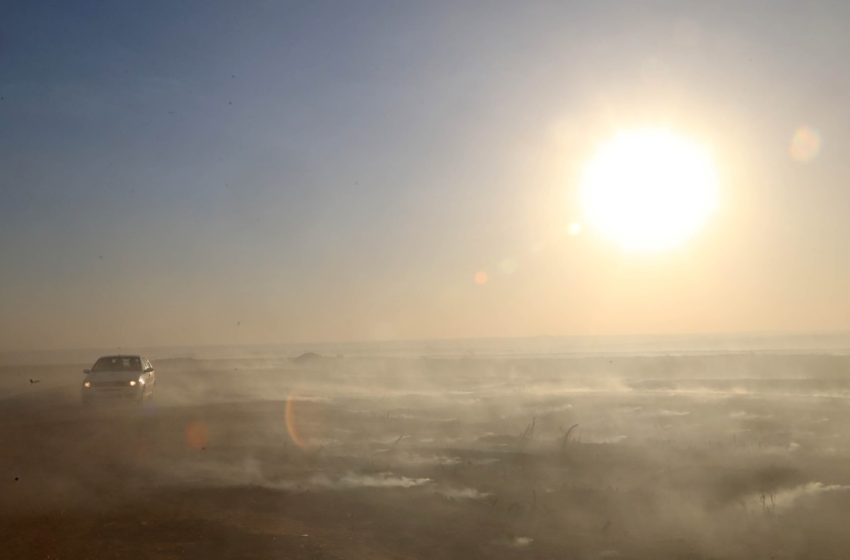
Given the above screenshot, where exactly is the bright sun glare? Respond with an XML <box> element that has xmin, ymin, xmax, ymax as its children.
<box><xmin>580</xmin><ymin>128</ymin><xmax>717</xmax><ymax>251</ymax></box>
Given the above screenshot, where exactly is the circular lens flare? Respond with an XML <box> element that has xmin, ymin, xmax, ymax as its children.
<box><xmin>185</xmin><ymin>421</ymin><xmax>209</xmax><ymax>450</ymax></box>
<box><xmin>285</xmin><ymin>395</ymin><xmax>305</xmax><ymax>448</ymax></box>
<box><xmin>789</xmin><ymin>126</ymin><xmax>821</xmax><ymax>162</ymax></box>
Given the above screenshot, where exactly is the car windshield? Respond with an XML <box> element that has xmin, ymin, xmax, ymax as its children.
<box><xmin>91</xmin><ymin>357</ymin><xmax>141</xmax><ymax>372</ymax></box>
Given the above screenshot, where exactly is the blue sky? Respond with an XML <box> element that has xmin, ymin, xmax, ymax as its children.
<box><xmin>2</xmin><ymin>1</ymin><xmax>850</xmax><ymax>350</ymax></box>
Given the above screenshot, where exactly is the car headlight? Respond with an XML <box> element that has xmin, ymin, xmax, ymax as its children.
<box><xmin>129</xmin><ymin>380</ymin><xmax>137</xmax><ymax>387</ymax></box>
<box><xmin>83</xmin><ymin>381</ymin><xmax>91</xmax><ymax>388</ymax></box>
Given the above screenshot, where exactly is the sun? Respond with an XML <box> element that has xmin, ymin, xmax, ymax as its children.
<box><xmin>579</xmin><ymin>128</ymin><xmax>717</xmax><ymax>251</ymax></box>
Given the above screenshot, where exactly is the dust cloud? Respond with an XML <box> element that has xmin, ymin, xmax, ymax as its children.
<box><xmin>2</xmin><ymin>348</ymin><xmax>850</xmax><ymax>558</ymax></box>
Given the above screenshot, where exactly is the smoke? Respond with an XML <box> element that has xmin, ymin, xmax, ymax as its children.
<box><xmin>435</xmin><ymin>486</ymin><xmax>491</xmax><ymax>500</ymax></box>
<box><xmin>7</xmin><ymin>349</ymin><xmax>850</xmax><ymax>558</ymax></box>
<box><xmin>743</xmin><ymin>482</ymin><xmax>850</xmax><ymax>513</ymax></box>
<box><xmin>310</xmin><ymin>472</ymin><xmax>431</xmax><ymax>490</ymax></box>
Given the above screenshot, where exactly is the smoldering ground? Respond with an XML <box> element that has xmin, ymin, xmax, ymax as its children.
<box><xmin>2</xmin><ymin>352</ymin><xmax>850</xmax><ymax>559</ymax></box>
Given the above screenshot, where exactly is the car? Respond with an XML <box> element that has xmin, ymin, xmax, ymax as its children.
<box><xmin>81</xmin><ymin>355</ymin><xmax>156</xmax><ymax>404</ymax></box>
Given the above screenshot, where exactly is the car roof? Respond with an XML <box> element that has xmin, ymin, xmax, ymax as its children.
<box><xmin>97</xmin><ymin>354</ymin><xmax>143</xmax><ymax>360</ymax></box>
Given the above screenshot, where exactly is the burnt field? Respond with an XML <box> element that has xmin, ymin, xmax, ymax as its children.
<box><xmin>3</xmin><ymin>352</ymin><xmax>850</xmax><ymax>559</ymax></box>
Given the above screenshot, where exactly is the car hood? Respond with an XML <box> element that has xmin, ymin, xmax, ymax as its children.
<box><xmin>86</xmin><ymin>371</ymin><xmax>141</xmax><ymax>383</ymax></box>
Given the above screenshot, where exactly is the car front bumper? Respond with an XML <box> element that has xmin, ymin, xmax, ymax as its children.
<box><xmin>81</xmin><ymin>385</ymin><xmax>145</xmax><ymax>401</ymax></box>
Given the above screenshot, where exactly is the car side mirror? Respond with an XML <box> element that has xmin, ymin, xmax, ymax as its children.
<box><xmin>144</xmin><ymin>367</ymin><xmax>154</xmax><ymax>373</ymax></box>
<box><xmin>83</xmin><ymin>369</ymin><xmax>91</xmax><ymax>374</ymax></box>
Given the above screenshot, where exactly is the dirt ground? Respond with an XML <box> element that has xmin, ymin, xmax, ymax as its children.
<box><xmin>2</xmin><ymin>352</ymin><xmax>850</xmax><ymax>559</ymax></box>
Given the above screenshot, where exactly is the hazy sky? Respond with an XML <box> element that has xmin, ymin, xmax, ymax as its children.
<box><xmin>2</xmin><ymin>1</ymin><xmax>850</xmax><ymax>351</ymax></box>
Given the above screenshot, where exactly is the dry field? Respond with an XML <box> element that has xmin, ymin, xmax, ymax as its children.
<box><xmin>2</xmin><ymin>352</ymin><xmax>850</xmax><ymax>559</ymax></box>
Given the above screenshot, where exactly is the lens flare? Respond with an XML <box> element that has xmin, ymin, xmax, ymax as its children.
<box><xmin>185</xmin><ymin>421</ymin><xmax>209</xmax><ymax>450</ymax></box>
<box><xmin>285</xmin><ymin>394</ymin><xmax>307</xmax><ymax>448</ymax></box>
<box><xmin>498</xmin><ymin>258</ymin><xmax>517</xmax><ymax>275</ymax></box>
<box><xmin>790</xmin><ymin>126</ymin><xmax>821</xmax><ymax>163</ymax></box>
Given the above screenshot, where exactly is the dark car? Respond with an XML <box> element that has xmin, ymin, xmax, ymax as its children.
<box><xmin>81</xmin><ymin>355</ymin><xmax>156</xmax><ymax>404</ymax></box>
